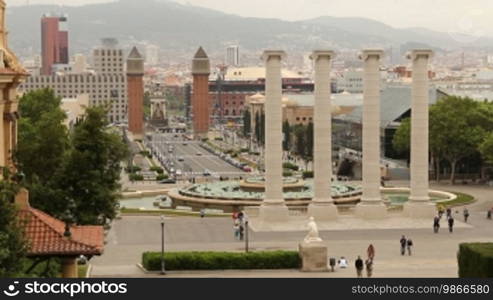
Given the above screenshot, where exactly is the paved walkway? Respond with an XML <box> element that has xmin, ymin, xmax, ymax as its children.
<box><xmin>91</xmin><ymin>182</ymin><xmax>493</xmax><ymax>278</ymax></box>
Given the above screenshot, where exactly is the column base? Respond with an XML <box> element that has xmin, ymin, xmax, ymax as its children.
<box><xmin>299</xmin><ymin>241</ymin><xmax>328</xmax><ymax>272</ymax></box>
<box><xmin>307</xmin><ymin>202</ymin><xmax>338</xmax><ymax>221</ymax></box>
<box><xmin>61</xmin><ymin>257</ymin><xmax>78</xmax><ymax>278</ymax></box>
<box><xmin>403</xmin><ymin>201</ymin><xmax>436</xmax><ymax>219</ymax></box>
<box><xmin>258</xmin><ymin>202</ymin><xmax>289</xmax><ymax>223</ymax></box>
<box><xmin>355</xmin><ymin>201</ymin><xmax>387</xmax><ymax>219</ymax></box>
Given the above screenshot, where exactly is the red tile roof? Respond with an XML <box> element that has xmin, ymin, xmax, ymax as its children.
<box><xmin>18</xmin><ymin>207</ymin><xmax>104</xmax><ymax>257</ymax></box>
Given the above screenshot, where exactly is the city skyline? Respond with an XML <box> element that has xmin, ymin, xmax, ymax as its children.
<box><xmin>8</xmin><ymin>0</ymin><xmax>493</xmax><ymax>37</ymax></box>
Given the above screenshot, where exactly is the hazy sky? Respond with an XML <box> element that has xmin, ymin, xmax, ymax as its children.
<box><xmin>8</xmin><ymin>0</ymin><xmax>493</xmax><ymax>36</ymax></box>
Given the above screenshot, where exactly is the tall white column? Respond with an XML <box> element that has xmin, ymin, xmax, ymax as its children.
<box><xmin>403</xmin><ymin>49</ymin><xmax>436</xmax><ymax>218</ymax></box>
<box><xmin>355</xmin><ymin>49</ymin><xmax>387</xmax><ymax>219</ymax></box>
<box><xmin>307</xmin><ymin>50</ymin><xmax>338</xmax><ymax>221</ymax></box>
<box><xmin>258</xmin><ymin>50</ymin><xmax>289</xmax><ymax>223</ymax></box>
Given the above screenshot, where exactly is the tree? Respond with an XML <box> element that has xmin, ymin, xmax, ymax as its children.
<box><xmin>59</xmin><ymin>107</ymin><xmax>128</xmax><ymax>225</ymax></box>
<box><xmin>16</xmin><ymin>89</ymin><xmax>69</xmax><ymax>217</ymax></box>
<box><xmin>254</xmin><ymin>111</ymin><xmax>260</xmax><ymax>143</ymax></box>
<box><xmin>294</xmin><ymin>124</ymin><xmax>306</xmax><ymax>161</ymax></box>
<box><xmin>259</xmin><ymin>113</ymin><xmax>265</xmax><ymax>145</ymax></box>
<box><xmin>480</xmin><ymin>133</ymin><xmax>493</xmax><ymax>164</ymax></box>
<box><xmin>0</xmin><ymin>169</ymin><xmax>27</xmax><ymax>277</ymax></box>
<box><xmin>282</xmin><ymin>120</ymin><xmax>291</xmax><ymax>151</ymax></box>
<box><xmin>242</xmin><ymin>109</ymin><xmax>251</xmax><ymax>137</ymax></box>
<box><xmin>392</xmin><ymin>118</ymin><xmax>411</xmax><ymax>155</ymax></box>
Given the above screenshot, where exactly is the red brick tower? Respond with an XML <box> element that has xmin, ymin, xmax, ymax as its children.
<box><xmin>191</xmin><ymin>47</ymin><xmax>211</xmax><ymax>138</ymax></box>
<box><xmin>126</xmin><ymin>46</ymin><xmax>144</xmax><ymax>139</ymax></box>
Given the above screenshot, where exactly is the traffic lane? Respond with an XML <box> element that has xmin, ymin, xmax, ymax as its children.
<box><xmin>173</xmin><ymin>143</ymin><xmax>244</xmax><ymax>174</ymax></box>
<box><xmin>183</xmin><ymin>143</ymin><xmax>244</xmax><ymax>173</ymax></box>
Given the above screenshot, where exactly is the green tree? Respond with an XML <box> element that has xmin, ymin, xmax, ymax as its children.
<box><xmin>254</xmin><ymin>111</ymin><xmax>260</xmax><ymax>143</ymax></box>
<box><xmin>294</xmin><ymin>124</ymin><xmax>306</xmax><ymax>163</ymax></box>
<box><xmin>480</xmin><ymin>133</ymin><xmax>493</xmax><ymax>164</ymax></box>
<box><xmin>16</xmin><ymin>89</ymin><xmax>69</xmax><ymax>217</ymax></box>
<box><xmin>259</xmin><ymin>113</ymin><xmax>265</xmax><ymax>145</ymax></box>
<box><xmin>392</xmin><ymin>118</ymin><xmax>411</xmax><ymax>155</ymax></box>
<box><xmin>282</xmin><ymin>120</ymin><xmax>291</xmax><ymax>151</ymax></box>
<box><xmin>59</xmin><ymin>107</ymin><xmax>128</xmax><ymax>225</ymax></box>
<box><xmin>242</xmin><ymin>109</ymin><xmax>251</xmax><ymax>137</ymax></box>
<box><xmin>0</xmin><ymin>169</ymin><xmax>27</xmax><ymax>277</ymax></box>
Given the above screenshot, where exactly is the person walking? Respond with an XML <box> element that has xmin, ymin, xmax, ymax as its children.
<box><xmin>448</xmin><ymin>216</ymin><xmax>455</xmax><ymax>233</ymax></box>
<box><xmin>239</xmin><ymin>224</ymin><xmax>245</xmax><ymax>240</ymax></box>
<box><xmin>365</xmin><ymin>258</ymin><xmax>373</xmax><ymax>278</ymax></box>
<box><xmin>367</xmin><ymin>244</ymin><xmax>375</xmax><ymax>261</ymax></box>
<box><xmin>355</xmin><ymin>256</ymin><xmax>364</xmax><ymax>278</ymax></box>
<box><xmin>433</xmin><ymin>216</ymin><xmax>440</xmax><ymax>233</ymax></box>
<box><xmin>463</xmin><ymin>207</ymin><xmax>470</xmax><ymax>223</ymax></box>
<box><xmin>233</xmin><ymin>221</ymin><xmax>240</xmax><ymax>240</ymax></box>
<box><xmin>199</xmin><ymin>209</ymin><xmax>205</xmax><ymax>218</ymax></box>
<box><xmin>488</xmin><ymin>209</ymin><xmax>492</xmax><ymax>220</ymax></box>
<box><xmin>406</xmin><ymin>238</ymin><xmax>413</xmax><ymax>256</ymax></box>
<box><xmin>446</xmin><ymin>208</ymin><xmax>452</xmax><ymax>219</ymax></box>
<box><xmin>400</xmin><ymin>235</ymin><xmax>407</xmax><ymax>255</ymax></box>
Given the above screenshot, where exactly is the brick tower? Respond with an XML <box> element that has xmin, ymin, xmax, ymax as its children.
<box><xmin>126</xmin><ymin>46</ymin><xmax>144</xmax><ymax>140</ymax></box>
<box><xmin>191</xmin><ymin>47</ymin><xmax>210</xmax><ymax>138</ymax></box>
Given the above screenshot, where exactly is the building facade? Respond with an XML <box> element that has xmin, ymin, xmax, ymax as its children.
<box><xmin>226</xmin><ymin>45</ymin><xmax>240</xmax><ymax>66</ymax></box>
<box><xmin>41</xmin><ymin>14</ymin><xmax>69</xmax><ymax>75</ymax></box>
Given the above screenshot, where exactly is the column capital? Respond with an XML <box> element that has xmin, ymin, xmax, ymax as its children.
<box><xmin>261</xmin><ymin>50</ymin><xmax>286</xmax><ymax>62</ymax></box>
<box><xmin>359</xmin><ymin>49</ymin><xmax>384</xmax><ymax>61</ymax></box>
<box><xmin>310</xmin><ymin>50</ymin><xmax>335</xmax><ymax>61</ymax></box>
<box><xmin>406</xmin><ymin>49</ymin><xmax>433</xmax><ymax>61</ymax></box>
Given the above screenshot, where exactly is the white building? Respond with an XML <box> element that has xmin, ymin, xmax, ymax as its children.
<box><xmin>226</xmin><ymin>45</ymin><xmax>240</xmax><ymax>67</ymax></box>
<box><xmin>61</xmin><ymin>94</ymin><xmax>89</xmax><ymax>128</ymax></box>
<box><xmin>19</xmin><ymin>39</ymin><xmax>128</xmax><ymax>123</ymax></box>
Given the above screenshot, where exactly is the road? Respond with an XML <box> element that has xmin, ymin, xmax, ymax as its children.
<box><xmin>149</xmin><ymin>132</ymin><xmax>245</xmax><ymax>178</ymax></box>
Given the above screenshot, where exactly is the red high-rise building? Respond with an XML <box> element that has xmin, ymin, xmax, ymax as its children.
<box><xmin>191</xmin><ymin>47</ymin><xmax>211</xmax><ymax>138</ymax></box>
<box><xmin>41</xmin><ymin>14</ymin><xmax>69</xmax><ymax>75</ymax></box>
<box><xmin>126</xmin><ymin>47</ymin><xmax>144</xmax><ymax>139</ymax></box>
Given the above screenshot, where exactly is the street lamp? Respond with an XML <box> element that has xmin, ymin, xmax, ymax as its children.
<box><xmin>160</xmin><ymin>214</ymin><xmax>166</xmax><ymax>275</ymax></box>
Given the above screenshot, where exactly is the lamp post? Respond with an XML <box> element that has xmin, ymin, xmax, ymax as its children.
<box><xmin>160</xmin><ymin>215</ymin><xmax>166</xmax><ymax>275</ymax></box>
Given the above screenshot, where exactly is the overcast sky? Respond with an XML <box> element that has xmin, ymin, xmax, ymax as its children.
<box><xmin>8</xmin><ymin>0</ymin><xmax>493</xmax><ymax>36</ymax></box>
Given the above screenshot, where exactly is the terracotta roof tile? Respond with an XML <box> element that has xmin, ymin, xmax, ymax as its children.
<box><xmin>18</xmin><ymin>207</ymin><xmax>104</xmax><ymax>257</ymax></box>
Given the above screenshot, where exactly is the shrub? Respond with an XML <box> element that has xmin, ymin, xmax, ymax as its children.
<box><xmin>125</xmin><ymin>166</ymin><xmax>141</xmax><ymax>173</ymax></box>
<box><xmin>129</xmin><ymin>174</ymin><xmax>144</xmax><ymax>181</ymax></box>
<box><xmin>142</xmin><ymin>251</ymin><xmax>300</xmax><ymax>271</ymax></box>
<box><xmin>214</xmin><ymin>137</ymin><xmax>223</xmax><ymax>141</ymax></box>
<box><xmin>283</xmin><ymin>162</ymin><xmax>299</xmax><ymax>171</ymax></box>
<box><xmin>156</xmin><ymin>174</ymin><xmax>169</xmax><ymax>181</ymax></box>
<box><xmin>240</xmin><ymin>148</ymin><xmax>249</xmax><ymax>153</ymax></box>
<box><xmin>150</xmin><ymin>166</ymin><xmax>164</xmax><ymax>174</ymax></box>
<box><xmin>283</xmin><ymin>170</ymin><xmax>293</xmax><ymax>177</ymax></box>
<box><xmin>458</xmin><ymin>243</ymin><xmax>493</xmax><ymax>278</ymax></box>
<box><xmin>302</xmin><ymin>171</ymin><xmax>314</xmax><ymax>179</ymax></box>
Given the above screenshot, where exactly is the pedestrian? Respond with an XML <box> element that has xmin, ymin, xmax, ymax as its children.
<box><xmin>488</xmin><ymin>209</ymin><xmax>492</xmax><ymax>220</ymax></box>
<box><xmin>365</xmin><ymin>258</ymin><xmax>373</xmax><ymax>278</ymax></box>
<box><xmin>463</xmin><ymin>207</ymin><xmax>470</xmax><ymax>223</ymax></box>
<box><xmin>338</xmin><ymin>256</ymin><xmax>348</xmax><ymax>268</ymax></box>
<box><xmin>448</xmin><ymin>216</ymin><xmax>454</xmax><ymax>233</ymax></box>
<box><xmin>438</xmin><ymin>205</ymin><xmax>445</xmax><ymax>219</ymax></box>
<box><xmin>367</xmin><ymin>244</ymin><xmax>375</xmax><ymax>260</ymax></box>
<box><xmin>446</xmin><ymin>208</ymin><xmax>452</xmax><ymax>219</ymax></box>
<box><xmin>200</xmin><ymin>209</ymin><xmax>205</xmax><ymax>218</ymax></box>
<box><xmin>400</xmin><ymin>235</ymin><xmax>407</xmax><ymax>255</ymax></box>
<box><xmin>433</xmin><ymin>216</ymin><xmax>440</xmax><ymax>233</ymax></box>
<box><xmin>406</xmin><ymin>238</ymin><xmax>413</xmax><ymax>256</ymax></box>
<box><xmin>355</xmin><ymin>256</ymin><xmax>364</xmax><ymax>278</ymax></box>
<box><xmin>329</xmin><ymin>257</ymin><xmax>336</xmax><ymax>272</ymax></box>
<box><xmin>239</xmin><ymin>224</ymin><xmax>244</xmax><ymax>240</ymax></box>
<box><xmin>233</xmin><ymin>222</ymin><xmax>240</xmax><ymax>240</ymax></box>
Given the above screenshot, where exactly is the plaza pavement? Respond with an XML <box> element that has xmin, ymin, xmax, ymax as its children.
<box><xmin>90</xmin><ymin>181</ymin><xmax>493</xmax><ymax>278</ymax></box>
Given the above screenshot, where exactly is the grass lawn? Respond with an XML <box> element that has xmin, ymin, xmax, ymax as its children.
<box><xmin>438</xmin><ymin>192</ymin><xmax>475</xmax><ymax>208</ymax></box>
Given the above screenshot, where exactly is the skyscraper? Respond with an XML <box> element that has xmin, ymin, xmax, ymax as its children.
<box><xmin>127</xmin><ymin>47</ymin><xmax>145</xmax><ymax>139</ymax></box>
<box><xmin>226</xmin><ymin>45</ymin><xmax>240</xmax><ymax>66</ymax></box>
<box><xmin>192</xmin><ymin>47</ymin><xmax>211</xmax><ymax>138</ymax></box>
<box><xmin>41</xmin><ymin>14</ymin><xmax>69</xmax><ymax>75</ymax></box>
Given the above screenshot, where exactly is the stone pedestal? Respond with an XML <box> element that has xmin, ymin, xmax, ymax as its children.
<box><xmin>299</xmin><ymin>241</ymin><xmax>328</xmax><ymax>272</ymax></box>
<box><xmin>61</xmin><ymin>257</ymin><xmax>78</xmax><ymax>278</ymax></box>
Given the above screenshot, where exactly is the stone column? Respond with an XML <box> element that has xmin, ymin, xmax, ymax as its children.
<box><xmin>307</xmin><ymin>50</ymin><xmax>338</xmax><ymax>221</ymax></box>
<box><xmin>258</xmin><ymin>50</ymin><xmax>289</xmax><ymax>223</ymax></box>
<box><xmin>61</xmin><ymin>257</ymin><xmax>78</xmax><ymax>278</ymax></box>
<box><xmin>355</xmin><ymin>49</ymin><xmax>387</xmax><ymax>219</ymax></box>
<box><xmin>403</xmin><ymin>49</ymin><xmax>436</xmax><ymax>218</ymax></box>
<box><xmin>0</xmin><ymin>101</ymin><xmax>4</xmax><ymax>168</ymax></box>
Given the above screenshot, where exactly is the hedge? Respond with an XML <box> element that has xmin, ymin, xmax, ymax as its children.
<box><xmin>129</xmin><ymin>174</ymin><xmax>144</xmax><ymax>181</ymax></box>
<box><xmin>125</xmin><ymin>166</ymin><xmax>141</xmax><ymax>173</ymax></box>
<box><xmin>283</xmin><ymin>170</ymin><xmax>293</xmax><ymax>177</ymax></box>
<box><xmin>458</xmin><ymin>243</ymin><xmax>493</xmax><ymax>278</ymax></box>
<box><xmin>142</xmin><ymin>251</ymin><xmax>301</xmax><ymax>271</ymax></box>
<box><xmin>150</xmin><ymin>166</ymin><xmax>164</xmax><ymax>174</ymax></box>
<box><xmin>283</xmin><ymin>162</ymin><xmax>299</xmax><ymax>171</ymax></box>
<box><xmin>302</xmin><ymin>171</ymin><xmax>314</xmax><ymax>179</ymax></box>
<box><xmin>156</xmin><ymin>174</ymin><xmax>169</xmax><ymax>181</ymax></box>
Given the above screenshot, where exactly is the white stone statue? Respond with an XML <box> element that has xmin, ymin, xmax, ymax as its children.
<box><xmin>304</xmin><ymin>216</ymin><xmax>322</xmax><ymax>243</ymax></box>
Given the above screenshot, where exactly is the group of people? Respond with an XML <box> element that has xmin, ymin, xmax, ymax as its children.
<box><xmin>232</xmin><ymin>212</ymin><xmax>246</xmax><ymax>240</ymax></box>
<box><xmin>399</xmin><ymin>235</ymin><xmax>413</xmax><ymax>256</ymax></box>
<box><xmin>330</xmin><ymin>244</ymin><xmax>375</xmax><ymax>278</ymax></box>
<box><xmin>434</xmin><ymin>207</ymin><xmax>470</xmax><ymax>233</ymax></box>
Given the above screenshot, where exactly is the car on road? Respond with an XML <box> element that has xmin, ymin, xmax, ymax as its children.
<box><xmin>177</xmin><ymin>156</ymin><xmax>184</xmax><ymax>162</ymax></box>
<box><xmin>176</xmin><ymin>170</ymin><xmax>183</xmax><ymax>176</ymax></box>
<box><xmin>243</xmin><ymin>166</ymin><xmax>252</xmax><ymax>172</ymax></box>
<box><xmin>182</xmin><ymin>142</ymin><xmax>187</xmax><ymax>146</ymax></box>
<box><xmin>203</xmin><ymin>169</ymin><xmax>211</xmax><ymax>176</ymax></box>
<box><xmin>158</xmin><ymin>178</ymin><xmax>176</xmax><ymax>184</ymax></box>
<box><xmin>196</xmin><ymin>152</ymin><xmax>202</xmax><ymax>156</ymax></box>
